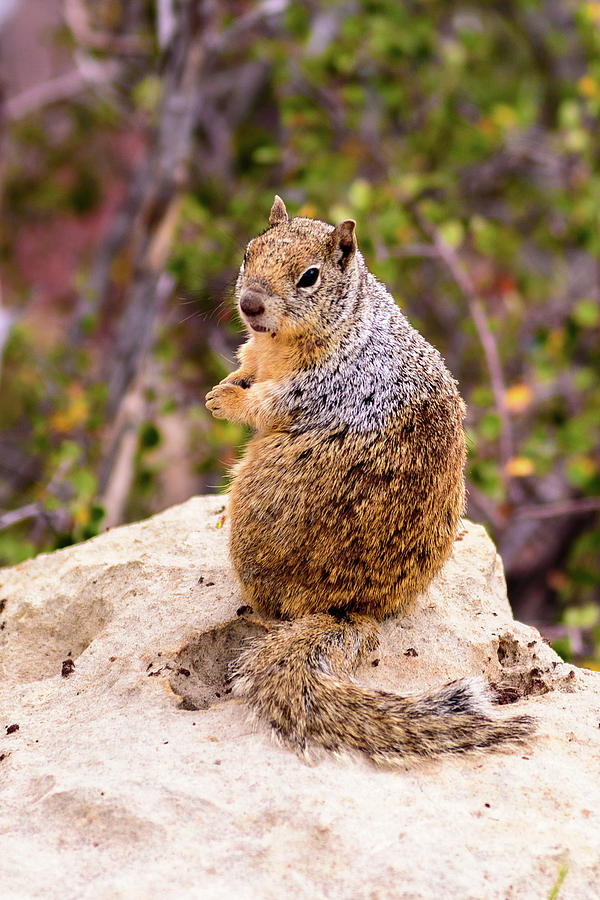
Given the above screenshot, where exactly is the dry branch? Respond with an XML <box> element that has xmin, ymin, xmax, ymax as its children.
<box><xmin>2</xmin><ymin>60</ymin><xmax>121</xmax><ymax>120</ymax></box>
<box><xmin>0</xmin><ymin>503</ymin><xmax>43</xmax><ymax>531</ymax></box>
<box><xmin>394</xmin><ymin>209</ymin><xmax>516</xmax><ymax>499</ymax></box>
<box><xmin>515</xmin><ymin>497</ymin><xmax>600</xmax><ymax>521</ymax></box>
<box><xmin>63</xmin><ymin>0</ymin><xmax>151</xmax><ymax>55</ymax></box>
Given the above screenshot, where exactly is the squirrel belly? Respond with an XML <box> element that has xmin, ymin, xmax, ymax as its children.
<box><xmin>229</xmin><ymin>397</ymin><xmax>465</xmax><ymax>621</ymax></box>
<box><xmin>206</xmin><ymin>195</ymin><xmax>535</xmax><ymax>763</ymax></box>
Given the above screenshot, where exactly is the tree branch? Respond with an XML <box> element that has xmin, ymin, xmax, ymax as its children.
<box><xmin>4</xmin><ymin>68</ymin><xmax>95</xmax><ymax>120</ymax></box>
<box><xmin>63</xmin><ymin>0</ymin><xmax>151</xmax><ymax>55</ymax></box>
<box><xmin>0</xmin><ymin>503</ymin><xmax>43</xmax><ymax>531</ymax></box>
<box><xmin>393</xmin><ymin>207</ymin><xmax>516</xmax><ymax>496</ymax></box>
<box><xmin>465</xmin><ymin>480</ymin><xmax>506</xmax><ymax>529</ymax></box>
<box><xmin>515</xmin><ymin>497</ymin><xmax>600</xmax><ymax>521</ymax></box>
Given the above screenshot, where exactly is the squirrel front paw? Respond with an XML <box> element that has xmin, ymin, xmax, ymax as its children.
<box><xmin>206</xmin><ymin>383</ymin><xmax>247</xmax><ymax>420</ymax></box>
<box><xmin>220</xmin><ymin>373</ymin><xmax>254</xmax><ymax>389</ymax></box>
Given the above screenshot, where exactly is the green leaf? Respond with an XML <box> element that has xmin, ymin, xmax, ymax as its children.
<box><xmin>572</xmin><ymin>298</ymin><xmax>600</xmax><ymax>328</ymax></box>
<box><xmin>563</xmin><ymin>603</ymin><xmax>599</xmax><ymax>628</ymax></box>
<box><xmin>479</xmin><ymin>413</ymin><xmax>502</xmax><ymax>441</ymax></box>
<box><xmin>70</xmin><ymin>468</ymin><xmax>97</xmax><ymax>501</ymax></box>
<box><xmin>439</xmin><ymin>219</ymin><xmax>464</xmax><ymax>249</ymax></box>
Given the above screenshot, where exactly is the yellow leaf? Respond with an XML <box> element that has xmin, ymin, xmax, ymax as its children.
<box><xmin>491</xmin><ymin>104</ymin><xmax>518</xmax><ymax>130</ymax></box>
<box><xmin>572</xmin><ymin>456</ymin><xmax>597</xmax><ymax>478</ymax></box>
<box><xmin>583</xmin><ymin>2</ymin><xmax>600</xmax><ymax>24</ymax></box>
<box><xmin>110</xmin><ymin>251</ymin><xmax>134</xmax><ymax>286</ymax></box>
<box><xmin>395</xmin><ymin>224</ymin><xmax>414</xmax><ymax>242</ymax></box>
<box><xmin>577</xmin><ymin>74</ymin><xmax>599</xmax><ymax>98</ymax></box>
<box><xmin>66</xmin><ymin>395</ymin><xmax>88</xmax><ymax>428</ymax></box>
<box><xmin>73</xmin><ymin>506</ymin><xmax>90</xmax><ymax>527</ymax></box>
<box><xmin>49</xmin><ymin>411</ymin><xmax>70</xmax><ymax>432</ymax></box>
<box><xmin>505</xmin><ymin>383</ymin><xmax>532</xmax><ymax>413</ymax></box>
<box><xmin>548</xmin><ymin>328</ymin><xmax>565</xmax><ymax>354</ymax></box>
<box><xmin>50</xmin><ymin>388</ymin><xmax>89</xmax><ymax>433</ymax></box>
<box><xmin>564</xmin><ymin>128</ymin><xmax>589</xmax><ymax>152</ymax></box>
<box><xmin>477</xmin><ymin>116</ymin><xmax>495</xmax><ymax>136</ymax></box>
<box><xmin>505</xmin><ymin>457</ymin><xmax>535</xmax><ymax>478</ymax></box>
<box><xmin>297</xmin><ymin>204</ymin><xmax>318</xmax><ymax>218</ymax></box>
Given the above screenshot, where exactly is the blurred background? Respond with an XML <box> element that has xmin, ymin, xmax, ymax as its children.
<box><xmin>0</xmin><ymin>0</ymin><xmax>599</xmax><ymax>664</ymax></box>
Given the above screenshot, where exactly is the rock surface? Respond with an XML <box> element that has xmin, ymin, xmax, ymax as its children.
<box><xmin>0</xmin><ymin>496</ymin><xmax>599</xmax><ymax>899</ymax></box>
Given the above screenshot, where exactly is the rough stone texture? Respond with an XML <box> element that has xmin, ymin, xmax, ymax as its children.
<box><xmin>0</xmin><ymin>496</ymin><xmax>599</xmax><ymax>899</ymax></box>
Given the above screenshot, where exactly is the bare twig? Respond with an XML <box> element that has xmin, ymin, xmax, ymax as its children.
<box><xmin>0</xmin><ymin>282</ymin><xmax>16</xmax><ymax>381</ymax></box>
<box><xmin>0</xmin><ymin>456</ymin><xmax>79</xmax><ymax>532</ymax></box>
<box><xmin>0</xmin><ymin>503</ymin><xmax>43</xmax><ymax>531</ymax></box>
<box><xmin>394</xmin><ymin>206</ymin><xmax>515</xmax><ymax>495</ymax></box>
<box><xmin>65</xmin><ymin>0</ymin><xmax>289</xmax><ymax>528</ymax></box>
<box><xmin>465</xmin><ymin>480</ymin><xmax>506</xmax><ymax>530</ymax></box>
<box><xmin>156</xmin><ymin>0</ymin><xmax>177</xmax><ymax>51</ymax></box>
<box><xmin>393</xmin><ymin>244</ymin><xmax>447</xmax><ymax>258</ymax></box>
<box><xmin>63</xmin><ymin>0</ymin><xmax>151</xmax><ymax>55</ymax></box>
<box><xmin>100</xmin><ymin>379</ymin><xmax>147</xmax><ymax>529</ymax></box>
<box><xmin>515</xmin><ymin>497</ymin><xmax>600</xmax><ymax>521</ymax></box>
<box><xmin>46</xmin><ymin>457</ymin><xmax>76</xmax><ymax>499</ymax></box>
<box><xmin>534</xmin><ymin>624</ymin><xmax>586</xmax><ymax>655</ymax></box>
<box><xmin>4</xmin><ymin>69</ymin><xmax>88</xmax><ymax>120</ymax></box>
<box><xmin>93</xmin><ymin>0</ymin><xmax>287</xmax><ymax>419</ymax></box>
<box><xmin>93</xmin><ymin>0</ymin><xmax>206</xmax><ymax>420</ymax></box>
<box><xmin>211</xmin><ymin>0</ymin><xmax>289</xmax><ymax>50</ymax></box>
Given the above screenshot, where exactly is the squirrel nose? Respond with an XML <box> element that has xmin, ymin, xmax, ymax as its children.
<box><xmin>240</xmin><ymin>291</ymin><xmax>266</xmax><ymax>317</ymax></box>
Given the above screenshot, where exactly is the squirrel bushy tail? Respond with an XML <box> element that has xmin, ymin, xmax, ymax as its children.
<box><xmin>232</xmin><ymin>613</ymin><xmax>535</xmax><ymax>763</ymax></box>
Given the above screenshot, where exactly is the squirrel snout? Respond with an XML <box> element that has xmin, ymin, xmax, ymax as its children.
<box><xmin>240</xmin><ymin>291</ymin><xmax>266</xmax><ymax>318</ymax></box>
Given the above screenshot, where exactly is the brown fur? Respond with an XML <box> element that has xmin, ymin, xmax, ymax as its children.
<box><xmin>206</xmin><ymin>196</ymin><xmax>535</xmax><ymax>763</ymax></box>
<box><xmin>232</xmin><ymin>615</ymin><xmax>534</xmax><ymax>762</ymax></box>
<box><xmin>228</xmin><ymin>397</ymin><xmax>464</xmax><ymax>620</ymax></box>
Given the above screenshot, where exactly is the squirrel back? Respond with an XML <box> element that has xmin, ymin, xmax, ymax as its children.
<box><xmin>206</xmin><ymin>196</ymin><xmax>534</xmax><ymax>762</ymax></box>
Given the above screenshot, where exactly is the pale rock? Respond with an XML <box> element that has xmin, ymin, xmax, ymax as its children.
<box><xmin>0</xmin><ymin>497</ymin><xmax>599</xmax><ymax>899</ymax></box>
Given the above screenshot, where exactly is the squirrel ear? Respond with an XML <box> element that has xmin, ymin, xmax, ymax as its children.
<box><xmin>330</xmin><ymin>219</ymin><xmax>357</xmax><ymax>269</ymax></box>
<box><xmin>269</xmin><ymin>195</ymin><xmax>288</xmax><ymax>226</ymax></box>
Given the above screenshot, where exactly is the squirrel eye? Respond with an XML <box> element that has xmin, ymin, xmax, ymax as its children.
<box><xmin>297</xmin><ymin>267</ymin><xmax>320</xmax><ymax>288</ymax></box>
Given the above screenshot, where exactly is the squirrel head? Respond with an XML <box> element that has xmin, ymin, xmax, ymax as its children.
<box><xmin>236</xmin><ymin>196</ymin><xmax>359</xmax><ymax>344</ymax></box>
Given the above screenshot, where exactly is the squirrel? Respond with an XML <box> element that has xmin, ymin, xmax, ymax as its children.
<box><xmin>205</xmin><ymin>195</ymin><xmax>534</xmax><ymax>764</ymax></box>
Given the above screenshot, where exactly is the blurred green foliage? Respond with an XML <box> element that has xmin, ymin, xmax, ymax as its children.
<box><xmin>0</xmin><ymin>0</ymin><xmax>599</xmax><ymax>665</ymax></box>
